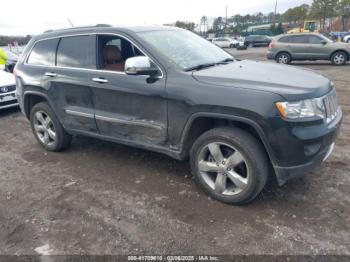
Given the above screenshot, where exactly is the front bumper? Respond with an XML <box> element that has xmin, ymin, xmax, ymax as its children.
<box><xmin>0</xmin><ymin>91</ymin><xmax>18</xmax><ymax>109</ymax></box>
<box><xmin>272</xmin><ymin>108</ymin><xmax>342</xmax><ymax>185</ymax></box>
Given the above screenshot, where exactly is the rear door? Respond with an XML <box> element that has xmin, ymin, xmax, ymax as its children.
<box><xmin>289</xmin><ymin>35</ymin><xmax>310</xmax><ymax>59</ymax></box>
<box><xmin>48</xmin><ymin>35</ymin><xmax>97</xmax><ymax>132</ymax></box>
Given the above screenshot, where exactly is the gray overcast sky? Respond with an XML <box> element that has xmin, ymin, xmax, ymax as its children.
<box><xmin>1</xmin><ymin>0</ymin><xmax>312</xmax><ymax>36</ymax></box>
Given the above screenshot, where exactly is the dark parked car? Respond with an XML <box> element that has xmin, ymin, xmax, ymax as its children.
<box><xmin>267</xmin><ymin>33</ymin><xmax>350</xmax><ymax>65</ymax></box>
<box><xmin>15</xmin><ymin>25</ymin><xmax>342</xmax><ymax>205</ymax></box>
<box><xmin>244</xmin><ymin>35</ymin><xmax>271</xmax><ymax>47</ymax></box>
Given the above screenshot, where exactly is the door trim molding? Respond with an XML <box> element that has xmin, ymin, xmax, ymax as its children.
<box><xmin>95</xmin><ymin>114</ymin><xmax>163</xmax><ymax>131</ymax></box>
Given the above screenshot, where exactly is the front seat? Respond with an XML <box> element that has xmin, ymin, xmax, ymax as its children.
<box><xmin>103</xmin><ymin>45</ymin><xmax>125</xmax><ymax>72</ymax></box>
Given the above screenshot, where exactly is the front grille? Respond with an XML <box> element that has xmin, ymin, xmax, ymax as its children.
<box><xmin>323</xmin><ymin>90</ymin><xmax>338</xmax><ymax>123</ymax></box>
<box><xmin>0</xmin><ymin>85</ymin><xmax>16</xmax><ymax>94</ymax></box>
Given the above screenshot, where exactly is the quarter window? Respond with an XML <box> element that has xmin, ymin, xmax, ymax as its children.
<box><xmin>27</xmin><ymin>39</ymin><xmax>59</xmax><ymax>66</ymax></box>
<box><xmin>279</xmin><ymin>36</ymin><xmax>292</xmax><ymax>43</ymax></box>
<box><xmin>56</xmin><ymin>35</ymin><xmax>95</xmax><ymax>69</ymax></box>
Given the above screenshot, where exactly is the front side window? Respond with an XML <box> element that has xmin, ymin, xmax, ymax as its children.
<box><xmin>97</xmin><ymin>35</ymin><xmax>144</xmax><ymax>72</ymax></box>
<box><xmin>56</xmin><ymin>35</ymin><xmax>95</xmax><ymax>69</ymax></box>
<box><xmin>308</xmin><ymin>35</ymin><xmax>323</xmax><ymax>44</ymax></box>
<box><xmin>138</xmin><ymin>30</ymin><xmax>233</xmax><ymax>71</ymax></box>
<box><xmin>27</xmin><ymin>38</ymin><xmax>59</xmax><ymax>66</ymax></box>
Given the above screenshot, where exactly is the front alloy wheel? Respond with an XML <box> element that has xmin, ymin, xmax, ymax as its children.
<box><xmin>190</xmin><ymin>127</ymin><xmax>269</xmax><ymax>205</ymax></box>
<box><xmin>197</xmin><ymin>142</ymin><xmax>249</xmax><ymax>196</ymax></box>
<box><xmin>331</xmin><ymin>51</ymin><xmax>347</xmax><ymax>66</ymax></box>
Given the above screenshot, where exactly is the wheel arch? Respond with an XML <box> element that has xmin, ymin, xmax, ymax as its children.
<box><xmin>330</xmin><ymin>49</ymin><xmax>350</xmax><ymax>61</ymax></box>
<box><xmin>179</xmin><ymin>113</ymin><xmax>276</xmax><ymax>168</ymax></box>
<box><xmin>275</xmin><ymin>50</ymin><xmax>292</xmax><ymax>60</ymax></box>
<box><xmin>23</xmin><ymin>91</ymin><xmax>52</xmax><ymax>120</ymax></box>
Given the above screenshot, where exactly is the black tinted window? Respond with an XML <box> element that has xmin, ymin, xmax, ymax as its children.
<box><xmin>279</xmin><ymin>36</ymin><xmax>292</xmax><ymax>43</ymax></box>
<box><xmin>27</xmin><ymin>39</ymin><xmax>59</xmax><ymax>66</ymax></box>
<box><xmin>291</xmin><ymin>35</ymin><xmax>308</xmax><ymax>44</ymax></box>
<box><xmin>308</xmin><ymin>35</ymin><xmax>322</xmax><ymax>44</ymax></box>
<box><xmin>57</xmin><ymin>35</ymin><xmax>95</xmax><ymax>69</ymax></box>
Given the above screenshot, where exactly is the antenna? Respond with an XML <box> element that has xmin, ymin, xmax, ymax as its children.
<box><xmin>67</xmin><ymin>18</ymin><xmax>74</xmax><ymax>27</ymax></box>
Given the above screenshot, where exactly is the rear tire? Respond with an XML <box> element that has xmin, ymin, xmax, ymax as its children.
<box><xmin>276</xmin><ymin>52</ymin><xmax>291</xmax><ymax>64</ymax></box>
<box><xmin>30</xmin><ymin>102</ymin><xmax>72</xmax><ymax>152</ymax></box>
<box><xmin>190</xmin><ymin>127</ymin><xmax>269</xmax><ymax>205</ymax></box>
<box><xmin>331</xmin><ymin>51</ymin><xmax>347</xmax><ymax>66</ymax></box>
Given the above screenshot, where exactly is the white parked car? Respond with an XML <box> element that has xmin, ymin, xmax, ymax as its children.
<box><xmin>0</xmin><ymin>70</ymin><xmax>18</xmax><ymax>109</ymax></box>
<box><xmin>212</xmin><ymin>37</ymin><xmax>238</xmax><ymax>48</ymax></box>
<box><xmin>344</xmin><ymin>34</ymin><xmax>350</xmax><ymax>43</ymax></box>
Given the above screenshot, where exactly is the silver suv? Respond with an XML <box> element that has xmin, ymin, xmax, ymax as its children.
<box><xmin>267</xmin><ymin>33</ymin><xmax>350</xmax><ymax>65</ymax></box>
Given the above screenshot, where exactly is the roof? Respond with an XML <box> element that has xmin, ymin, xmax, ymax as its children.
<box><xmin>35</xmin><ymin>25</ymin><xmax>180</xmax><ymax>40</ymax></box>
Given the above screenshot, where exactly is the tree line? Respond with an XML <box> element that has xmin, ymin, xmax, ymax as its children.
<box><xmin>0</xmin><ymin>35</ymin><xmax>32</xmax><ymax>47</ymax></box>
<box><xmin>175</xmin><ymin>0</ymin><xmax>350</xmax><ymax>34</ymax></box>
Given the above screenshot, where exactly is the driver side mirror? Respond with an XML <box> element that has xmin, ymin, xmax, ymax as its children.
<box><xmin>321</xmin><ymin>40</ymin><xmax>327</xmax><ymax>45</ymax></box>
<box><xmin>125</xmin><ymin>56</ymin><xmax>159</xmax><ymax>76</ymax></box>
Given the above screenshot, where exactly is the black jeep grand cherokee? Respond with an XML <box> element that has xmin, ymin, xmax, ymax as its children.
<box><xmin>15</xmin><ymin>25</ymin><xmax>342</xmax><ymax>205</ymax></box>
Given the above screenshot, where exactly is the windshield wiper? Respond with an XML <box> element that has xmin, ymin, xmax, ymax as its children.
<box><xmin>185</xmin><ymin>63</ymin><xmax>216</xmax><ymax>72</ymax></box>
<box><xmin>217</xmin><ymin>58</ymin><xmax>234</xmax><ymax>64</ymax></box>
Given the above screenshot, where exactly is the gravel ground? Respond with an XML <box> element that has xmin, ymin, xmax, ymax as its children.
<box><xmin>0</xmin><ymin>47</ymin><xmax>349</xmax><ymax>256</ymax></box>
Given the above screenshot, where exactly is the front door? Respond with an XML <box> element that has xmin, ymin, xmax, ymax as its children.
<box><xmin>90</xmin><ymin>34</ymin><xmax>168</xmax><ymax>145</ymax></box>
<box><xmin>306</xmin><ymin>35</ymin><xmax>329</xmax><ymax>59</ymax></box>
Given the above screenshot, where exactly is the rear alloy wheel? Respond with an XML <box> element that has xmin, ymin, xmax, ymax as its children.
<box><xmin>331</xmin><ymin>51</ymin><xmax>347</xmax><ymax>66</ymax></box>
<box><xmin>190</xmin><ymin>127</ymin><xmax>269</xmax><ymax>205</ymax></box>
<box><xmin>30</xmin><ymin>102</ymin><xmax>72</xmax><ymax>152</ymax></box>
<box><xmin>276</xmin><ymin>52</ymin><xmax>291</xmax><ymax>64</ymax></box>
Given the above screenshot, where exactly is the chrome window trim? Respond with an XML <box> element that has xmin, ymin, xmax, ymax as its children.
<box><xmin>24</xmin><ymin>32</ymin><xmax>164</xmax><ymax>79</ymax></box>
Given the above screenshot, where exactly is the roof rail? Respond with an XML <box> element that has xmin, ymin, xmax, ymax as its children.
<box><xmin>95</xmin><ymin>24</ymin><xmax>112</xmax><ymax>27</ymax></box>
<box><xmin>43</xmin><ymin>24</ymin><xmax>112</xmax><ymax>33</ymax></box>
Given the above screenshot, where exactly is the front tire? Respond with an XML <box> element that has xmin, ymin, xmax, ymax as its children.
<box><xmin>30</xmin><ymin>102</ymin><xmax>72</xmax><ymax>152</ymax></box>
<box><xmin>190</xmin><ymin>127</ymin><xmax>269</xmax><ymax>205</ymax></box>
<box><xmin>276</xmin><ymin>52</ymin><xmax>291</xmax><ymax>64</ymax></box>
<box><xmin>331</xmin><ymin>51</ymin><xmax>347</xmax><ymax>66</ymax></box>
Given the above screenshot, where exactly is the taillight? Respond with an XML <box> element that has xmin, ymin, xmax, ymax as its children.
<box><xmin>268</xmin><ymin>40</ymin><xmax>276</xmax><ymax>49</ymax></box>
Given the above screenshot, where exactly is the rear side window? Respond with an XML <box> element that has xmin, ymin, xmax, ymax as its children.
<box><xmin>27</xmin><ymin>39</ymin><xmax>59</xmax><ymax>66</ymax></box>
<box><xmin>290</xmin><ymin>35</ymin><xmax>308</xmax><ymax>44</ymax></box>
<box><xmin>56</xmin><ymin>35</ymin><xmax>95</xmax><ymax>69</ymax></box>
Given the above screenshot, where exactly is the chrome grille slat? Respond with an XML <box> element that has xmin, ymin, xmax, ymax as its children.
<box><xmin>323</xmin><ymin>90</ymin><xmax>338</xmax><ymax>123</ymax></box>
<box><xmin>0</xmin><ymin>85</ymin><xmax>16</xmax><ymax>94</ymax></box>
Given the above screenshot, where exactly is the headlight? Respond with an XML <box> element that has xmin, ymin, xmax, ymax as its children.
<box><xmin>275</xmin><ymin>98</ymin><xmax>326</xmax><ymax>121</ymax></box>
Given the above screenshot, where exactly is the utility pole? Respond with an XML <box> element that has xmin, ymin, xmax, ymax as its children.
<box><xmin>225</xmin><ymin>5</ymin><xmax>228</xmax><ymax>29</ymax></box>
<box><xmin>274</xmin><ymin>0</ymin><xmax>278</xmax><ymax>25</ymax></box>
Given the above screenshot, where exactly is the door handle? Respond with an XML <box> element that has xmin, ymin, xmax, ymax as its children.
<box><xmin>45</xmin><ymin>72</ymin><xmax>57</xmax><ymax>77</ymax></box>
<box><xmin>92</xmin><ymin>77</ymin><xmax>108</xmax><ymax>84</ymax></box>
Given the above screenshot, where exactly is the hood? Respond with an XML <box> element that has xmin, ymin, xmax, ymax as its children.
<box><xmin>192</xmin><ymin>60</ymin><xmax>332</xmax><ymax>100</ymax></box>
<box><xmin>0</xmin><ymin>70</ymin><xmax>16</xmax><ymax>86</ymax></box>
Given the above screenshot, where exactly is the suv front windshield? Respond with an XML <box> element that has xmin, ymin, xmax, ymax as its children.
<box><xmin>138</xmin><ymin>29</ymin><xmax>234</xmax><ymax>71</ymax></box>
